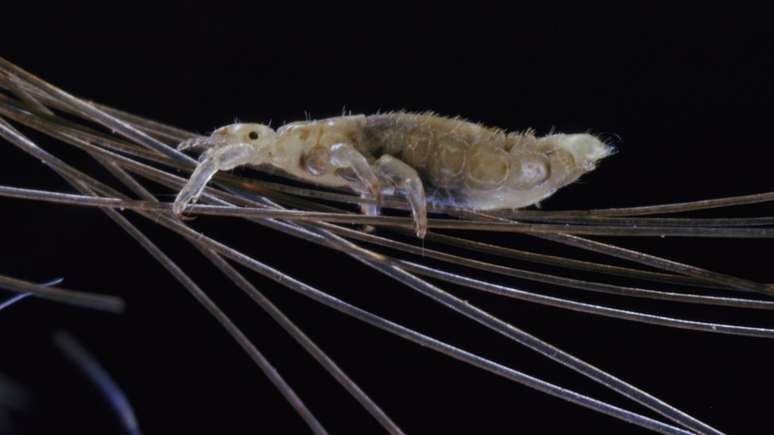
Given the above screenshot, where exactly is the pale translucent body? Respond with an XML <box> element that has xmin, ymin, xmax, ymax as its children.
<box><xmin>174</xmin><ymin>112</ymin><xmax>614</xmax><ymax>238</ymax></box>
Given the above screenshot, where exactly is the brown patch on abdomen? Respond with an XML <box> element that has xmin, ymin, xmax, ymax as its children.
<box><xmin>363</xmin><ymin>112</ymin><xmax>508</xmax><ymax>190</ymax></box>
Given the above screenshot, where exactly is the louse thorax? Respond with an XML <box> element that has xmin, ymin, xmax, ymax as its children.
<box><xmin>361</xmin><ymin>113</ymin><xmax>613</xmax><ymax>209</ymax></box>
<box><xmin>271</xmin><ymin>115</ymin><xmax>368</xmax><ymax>187</ymax></box>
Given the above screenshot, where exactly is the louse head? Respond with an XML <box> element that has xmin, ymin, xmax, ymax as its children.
<box><xmin>212</xmin><ymin>123</ymin><xmax>277</xmax><ymax>147</ymax></box>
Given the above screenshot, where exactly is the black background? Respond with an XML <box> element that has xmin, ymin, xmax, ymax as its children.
<box><xmin>2</xmin><ymin>5</ymin><xmax>774</xmax><ymax>434</ymax></box>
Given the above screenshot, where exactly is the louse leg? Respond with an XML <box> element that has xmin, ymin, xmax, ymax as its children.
<box><xmin>173</xmin><ymin>143</ymin><xmax>255</xmax><ymax>215</ymax></box>
<box><xmin>328</xmin><ymin>142</ymin><xmax>383</xmax><ymax>218</ymax></box>
<box><xmin>374</xmin><ymin>155</ymin><xmax>428</xmax><ymax>238</ymax></box>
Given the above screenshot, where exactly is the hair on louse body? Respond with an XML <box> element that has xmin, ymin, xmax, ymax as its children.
<box><xmin>174</xmin><ymin>111</ymin><xmax>614</xmax><ymax>237</ymax></box>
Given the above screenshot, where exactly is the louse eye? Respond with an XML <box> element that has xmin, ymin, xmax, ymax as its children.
<box><xmin>248</xmin><ymin>131</ymin><xmax>259</xmax><ymax>140</ymax></box>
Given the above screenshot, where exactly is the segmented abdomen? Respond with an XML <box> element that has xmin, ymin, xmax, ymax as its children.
<box><xmin>361</xmin><ymin>112</ymin><xmax>592</xmax><ymax>210</ymax></box>
<box><xmin>362</xmin><ymin>112</ymin><xmax>512</xmax><ymax>193</ymax></box>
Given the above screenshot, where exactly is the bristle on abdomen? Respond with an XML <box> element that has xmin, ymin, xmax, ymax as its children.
<box><xmin>362</xmin><ymin>112</ymin><xmax>611</xmax><ymax>210</ymax></box>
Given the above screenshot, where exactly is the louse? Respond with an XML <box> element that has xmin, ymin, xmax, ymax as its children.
<box><xmin>173</xmin><ymin>113</ymin><xmax>613</xmax><ymax>238</ymax></box>
<box><xmin>1</xmin><ymin>56</ymin><xmax>774</xmax><ymax>434</ymax></box>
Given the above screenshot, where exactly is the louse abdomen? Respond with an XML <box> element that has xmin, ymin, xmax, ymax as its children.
<box><xmin>363</xmin><ymin>113</ymin><xmax>506</xmax><ymax>187</ymax></box>
<box><xmin>363</xmin><ymin>112</ymin><xmax>569</xmax><ymax>209</ymax></box>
